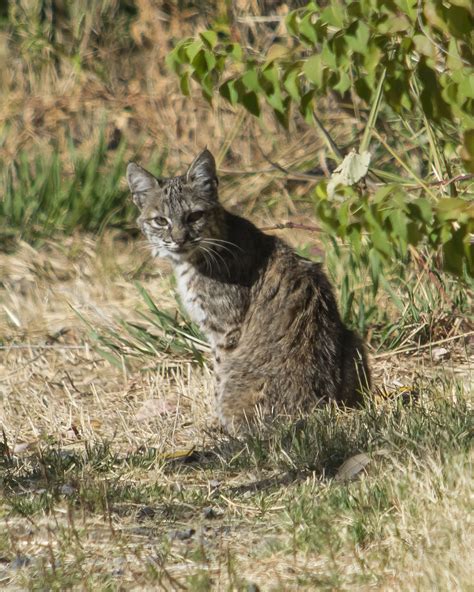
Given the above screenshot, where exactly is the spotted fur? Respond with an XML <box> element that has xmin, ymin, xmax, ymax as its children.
<box><xmin>127</xmin><ymin>150</ymin><xmax>370</xmax><ymax>432</ymax></box>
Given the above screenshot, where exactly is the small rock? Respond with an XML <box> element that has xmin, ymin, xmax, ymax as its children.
<box><xmin>202</xmin><ymin>507</ymin><xmax>218</xmax><ymax>519</ymax></box>
<box><xmin>209</xmin><ymin>480</ymin><xmax>220</xmax><ymax>489</ymax></box>
<box><xmin>168</xmin><ymin>528</ymin><xmax>195</xmax><ymax>541</ymax></box>
<box><xmin>431</xmin><ymin>347</ymin><xmax>450</xmax><ymax>363</ymax></box>
<box><xmin>60</xmin><ymin>484</ymin><xmax>75</xmax><ymax>497</ymax></box>
<box><xmin>10</xmin><ymin>556</ymin><xmax>31</xmax><ymax>569</ymax></box>
<box><xmin>111</xmin><ymin>558</ymin><xmax>125</xmax><ymax>577</ymax></box>
<box><xmin>137</xmin><ymin>506</ymin><xmax>155</xmax><ymax>521</ymax></box>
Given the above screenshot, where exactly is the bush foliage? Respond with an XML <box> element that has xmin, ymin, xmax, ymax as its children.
<box><xmin>168</xmin><ymin>0</ymin><xmax>474</xmax><ymax>279</ymax></box>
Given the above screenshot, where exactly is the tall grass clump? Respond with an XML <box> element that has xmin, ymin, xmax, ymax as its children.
<box><xmin>0</xmin><ymin>138</ymin><xmax>167</xmax><ymax>244</ymax></box>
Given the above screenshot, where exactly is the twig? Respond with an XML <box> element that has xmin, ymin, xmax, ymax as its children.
<box><xmin>0</xmin><ymin>344</ymin><xmax>87</xmax><ymax>350</ymax></box>
<box><xmin>373</xmin><ymin>331</ymin><xmax>473</xmax><ymax>359</ymax></box>
<box><xmin>219</xmin><ymin>166</ymin><xmax>324</xmax><ymax>181</ymax></box>
<box><xmin>312</xmin><ymin>110</ymin><xmax>344</xmax><ymax>161</ymax></box>
<box><xmin>430</xmin><ymin>173</ymin><xmax>474</xmax><ymax>187</ymax></box>
<box><xmin>237</xmin><ymin>16</ymin><xmax>284</xmax><ymax>23</ymax></box>
<box><xmin>259</xmin><ymin>222</ymin><xmax>322</xmax><ymax>233</ymax></box>
<box><xmin>255</xmin><ymin>144</ymin><xmax>324</xmax><ymax>181</ymax></box>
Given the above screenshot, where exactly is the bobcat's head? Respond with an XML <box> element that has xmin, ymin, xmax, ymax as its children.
<box><xmin>127</xmin><ymin>150</ymin><xmax>222</xmax><ymax>262</ymax></box>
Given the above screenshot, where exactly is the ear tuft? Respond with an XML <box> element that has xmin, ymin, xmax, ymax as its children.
<box><xmin>186</xmin><ymin>150</ymin><xmax>218</xmax><ymax>194</ymax></box>
<box><xmin>126</xmin><ymin>163</ymin><xmax>159</xmax><ymax>208</ymax></box>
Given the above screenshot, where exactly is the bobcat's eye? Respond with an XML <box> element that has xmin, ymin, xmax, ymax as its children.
<box><xmin>187</xmin><ymin>210</ymin><xmax>205</xmax><ymax>224</ymax></box>
<box><xmin>150</xmin><ymin>216</ymin><xmax>168</xmax><ymax>227</ymax></box>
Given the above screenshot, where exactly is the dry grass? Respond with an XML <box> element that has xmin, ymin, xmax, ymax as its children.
<box><xmin>0</xmin><ymin>234</ymin><xmax>472</xmax><ymax>590</ymax></box>
<box><xmin>1</xmin><ymin>0</ymin><xmax>348</xmax><ymax>224</ymax></box>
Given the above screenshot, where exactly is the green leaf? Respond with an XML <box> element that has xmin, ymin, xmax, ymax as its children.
<box><xmin>241</xmin><ymin>91</ymin><xmax>260</xmax><ymax>116</ymax></box>
<box><xmin>321</xmin><ymin>5</ymin><xmax>345</xmax><ymax>29</ymax></box>
<box><xmin>388</xmin><ymin>209</ymin><xmax>408</xmax><ymax>252</ymax></box>
<box><xmin>300</xmin><ymin>90</ymin><xmax>315</xmax><ymax>121</ymax></box>
<box><xmin>363</xmin><ymin>43</ymin><xmax>383</xmax><ymax>74</ymax></box>
<box><xmin>303</xmin><ymin>54</ymin><xmax>324</xmax><ymax>88</ymax></box>
<box><xmin>266</xmin><ymin>44</ymin><xmax>290</xmax><ymax>62</ymax></box>
<box><xmin>179</xmin><ymin>72</ymin><xmax>190</xmax><ymax>96</ymax></box>
<box><xmin>442</xmin><ymin>227</ymin><xmax>469</xmax><ymax>275</ymax></box>
<box><xmin>219</xmin><ymin>79</ymin><xmax>239</xmax><ymax>105</ymax></box>
<box><xmin>445</xmin><ymin>5</ymin><xmax>474</xmax><ymax>38</ymax></box>
<box><xmin>242</xmin><ymin>68</ymin><xmax>260</xmax><ymax>93</ymax></box>
<box><xmin>346</xmin><ymin>21</ymin><xmax>370</xmax><ymax>54</ymax></box>
<box><xmin>462</xmin><ymin>129</ymin><xmax>474</xmax><ymax>173</ymax></box>
<box><xmin>417</xmin><ymin>59</ymin><xmax>452</xmax><ymax>121</ymax></box>
<box><xmin>413</xmin><ymin>34</ymin><xmax>436</xmax><ymax>58</ymax></box>
<box><xmin>321</xmin><ymin>41</ymin><xmax>338</xmax><ymax>70</ymax></box>
<box><xmin>436</xmin><ymin>198</ymin><xmax>474</xmax><ymax>223</ymax></box>
<box><xmin>166</xmin><ymin>46</ymin><xmax>182</xmax><ymax>73</ymax></box>
<box><xmin>227</xmin><ymin>43</ymin><xmax>243</xmax><ymax>61</ymax></box>
<box><xmin>299</xmin><ymin>13</ymin><xmax>318</xmax><ymax>45</ymax></box>
<box><xmin>458</xmin><ymin>73</ymin><xmax>474</xmax><ymax>100</ymax></box>
<box><xmin>283</xmin><ymin>66</ymin><xmax>302</xmax><ymax>101</ymax></box>
<box><xmin>266</xmin><ymin>90</ymin><xmax>285</xmax><ymax>114</ymax></box>
<box><xmin>334</xmin><ymin>70</ymin><xmax>351</xmax><ymax>95</ymax></box>
<box><xmin>200</xmin><ymin>30</ymin><xmax>218</xmax><ymax>49</ymax></box>
<box><xmin>410</xmin><ymin>198</ymin><xmax>433</xmax><ymax>224</ymax></box>
<box><xmin>370</xmin><ymin>223</ymin><xmax>393</xmax><ymax>257</ymax></box>
<box><xmin>285</xmin><ymin>10</ymin><xmax>299</xmax><ymax>37</ymax></box>
<box><xmin>185</xmin><ymin>39</ymin><xmax>202</xmax><ymax>63</ymax></box>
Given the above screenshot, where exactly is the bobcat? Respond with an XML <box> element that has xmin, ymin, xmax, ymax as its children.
<box><xmin>127</xmin><ymin>149</ymin><xmax>370</xmax><ymax>432</ymax></box>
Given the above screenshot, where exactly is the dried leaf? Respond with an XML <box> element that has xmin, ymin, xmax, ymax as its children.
<box><xmin>431</xmin><ymin>347</ymin><xmax>450</xmax><ymax>363</ymax></box>
<box><xmin>13</xmin><ymin>441</ymin><xmax>37</xmax><ymax>454</ymax></box>
<box><xmin>335</xmin><ymin>452</ymin><xmax>371</xmax><ymax>482</ymax></box>
<box><xmin>327</xmin><ymin>150</ymin><xmax>371</xmax><ymax>198</ymax></box>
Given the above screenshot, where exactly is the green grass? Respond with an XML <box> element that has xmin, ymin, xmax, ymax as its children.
<box><xmin>0</xmin><ymin>138</ymin><xmax>167</xmax><ymax>247</ymax></box>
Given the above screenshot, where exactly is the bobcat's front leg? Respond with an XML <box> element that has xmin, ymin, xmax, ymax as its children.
<box><xmin>213</xmin><ymin>361</ymin><xmax>266</xmax><ymax>434</ymax></box>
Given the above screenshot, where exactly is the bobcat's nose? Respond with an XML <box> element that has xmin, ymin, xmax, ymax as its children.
<box><xmin>170</xmin><ymin>229</ymin><xmax>188</xmax><ymax>246</ymax></box>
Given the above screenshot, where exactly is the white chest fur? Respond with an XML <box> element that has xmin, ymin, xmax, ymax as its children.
<box><xmin>174</xmin><ymin>263</ymin><xmax>208</xmax><ymax>329</ymax></box>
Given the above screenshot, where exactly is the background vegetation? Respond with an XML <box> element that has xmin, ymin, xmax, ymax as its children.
<box><xmin>0</xmin><ymin>1</ymin><xmax>472</xmax><ymax>590</ymax></box>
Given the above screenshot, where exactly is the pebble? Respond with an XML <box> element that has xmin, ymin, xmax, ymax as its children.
<box><xmin>10</xmin><ymin>556</ymin><xmax>31</xmax><ymax>569</ymax></box>
<box><xmin>431</xmin><ymin>347</ymin><xmax>450</xmax><ymax>363</ymax></box>
<box><xmin>137</xmin><ymin>506</ymin><xmax>155</xmax><ymax>521</ymax></box>
<box><xmin>202</xmin><ymin>506</ymin><xmax>218</xmax><ymax>519</ymax></box>
<box><xmin>60</xmin><ymin>484</ymin><xmax>75</xmax><ymax>496</ymax></box>
<box><xmin>168</xmin><ymin>528</ymin><xmax>196</xmax><ymax>541</ymax></box>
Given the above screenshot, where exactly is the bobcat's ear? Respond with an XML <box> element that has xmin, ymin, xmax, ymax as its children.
<box><xmin>126</xmin><ymin>163</ymin><xmax>160</xmax><ymax>209</ymax></box>
<box><xmin>186</xmin><ymin>149</ymin><xmax>218</xmax><ymax>197</ymax></box>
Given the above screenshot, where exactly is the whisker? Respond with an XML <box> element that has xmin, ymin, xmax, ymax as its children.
<box><xmin>203</xmin><ymin>237</ymin><xmax>244</xmax><ymax>252</ymax></box>
<box><xmin>198</xmin><ymin>245</ymin><xmax>216</xmax><ymax>275</ymax></box>
<box><xmin>200</xmin><ymin>239</ymin><xmax>239</xmax><ymax>260</ymax></box>
<box><xmin>204</xmin><ymin>244</ymin><xmax>231</xmax><ymax>277</ymax></box>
